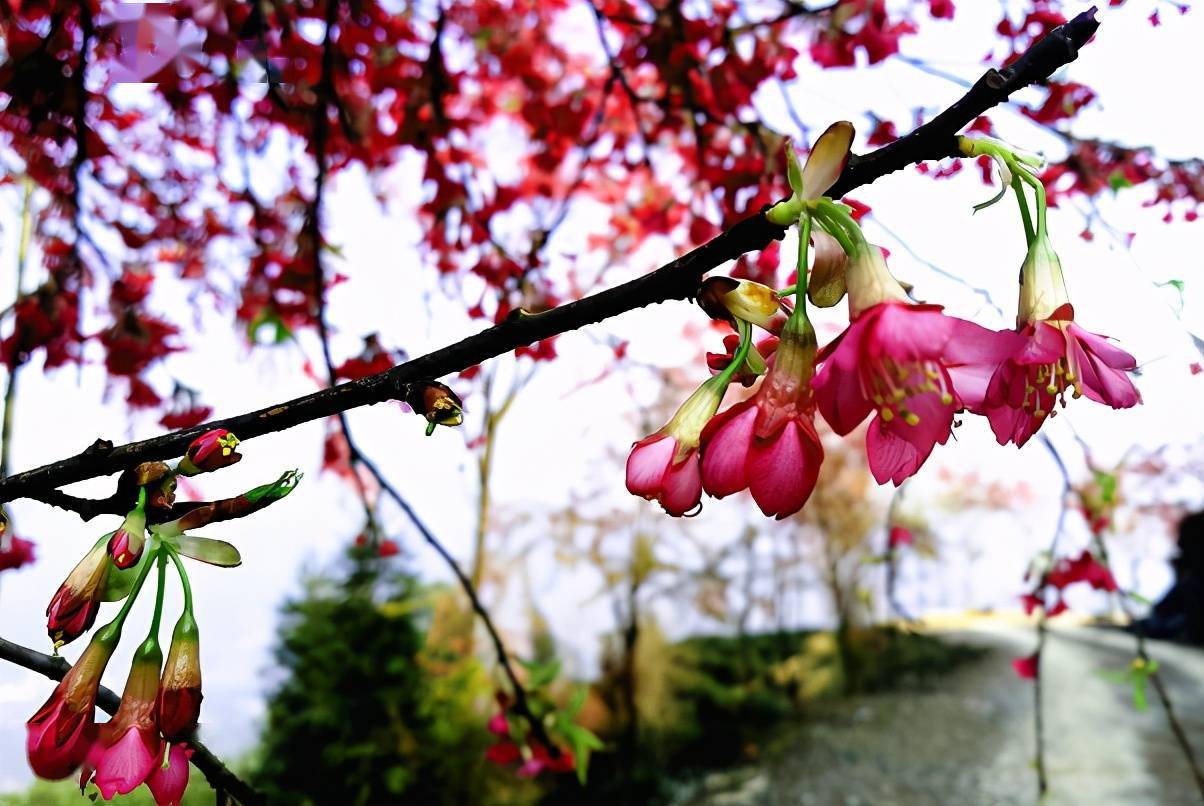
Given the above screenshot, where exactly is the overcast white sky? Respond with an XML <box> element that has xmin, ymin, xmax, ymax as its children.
<box><xmin>0</xmin><ymin>0</ymin><xmax>1202</xmax><ymax>790</ymax></box>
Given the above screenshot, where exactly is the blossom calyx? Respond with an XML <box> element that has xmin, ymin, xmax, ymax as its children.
<box><xmin>697</xmin><ymin>277</ymin><xmax>789</xmax><ymax>331</ymax></box>
<box><xmin>405</xmin><ymin>381</ymin><xmax>464</xmax><ymax>432</ymax></box>
<box><xmin>158</xmin><ymin>613</ymin><xmax>202</xmax><ymax>741</ymax></box>
<box><xmin>177</xmin><ymin>429</ymin><xmax>241</xmax><ymax>476</ymax></box>
<box><xmin>1017</xmin><ymin>232</ymin><xmax>1070</xmax><ymax>325</ymax></box>
<box><xmin>844</xmin><ymin>243</ymin><xmax>910</xmax><ymax>318</ymax></box>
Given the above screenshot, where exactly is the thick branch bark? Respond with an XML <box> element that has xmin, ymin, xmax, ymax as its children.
<box><xmin>0</xmin><ymin>636</ymin><xmax>263</xmax><ymax>805</ymax></box>
<box><xmin>0</xmin><ymin>9</ymin><xmax>1099</xmax><ymax>507</ymax></box>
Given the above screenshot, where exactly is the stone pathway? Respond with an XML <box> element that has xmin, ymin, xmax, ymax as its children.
<box><xmin>678</xmin><ymin>620</ymin><xmax>1204</xmax><ymax>806</ymax></box>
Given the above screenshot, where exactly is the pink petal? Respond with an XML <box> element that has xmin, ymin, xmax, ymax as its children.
<box><xmin>659</xmin><ymin>453</ymin><xmax>702</xmax><ymax>516</ymax></box>
<box><xmin>947</xmin><ymin>363</ymin><xmax>994</xmax><ymax>410</ymax></box>
<box><xmin>864</xmin><ymin>303</ymin><xmax>956</xmax><ymax>362</ymax></box>
<box><xmin>1014</xmin><ymin>322</ymin><xmax>1065</xmax><ymax>365</ymax></box>
<box><xmin>94</xmin><ymin>728</ymin><xmax>161</xmax><ymax>799</ymax></box>
<box><xmin>944</xmin><ymin>320</ymin><xmax>1026</xmax><ymax>366</ymax></box>
<box><xmin>813</xmin><ymin>353</ymin><xmax>874</xmax><ymax>435</ymax></box>
<box><xmin>146</xmin><ymin>744</ymin><xmax>190</xmax><ymax>806</ymax></box>
<box><xmin>866</xmin><ymin>419</ymin><xmax>924</xmax><ymax>485</ymax></box>
<box><xmin>986</xmin><ymin>403</ymin><xmax>1043</xmax><ymax>447</ymax></box>
<box><xmin>625</xmin><ymin>435</ymin><xmax>673</xmax><ymax>497</ymax></box>
<box><xmin>747</xmin><ymin>420</ymin><xmax>822</xmax><ymax>519</ymax></box>
<box><xmin>1069</xmin><ymin>334</ymin><xmax>1141</xmax><ymax>408</ymax></box>
<box><xmin>701</xmin><ymin>403</ymin><xmax>757</xmax><ymax>498</ymax></box>
<box><xmin>1066</xmin><ymin>323</ymin><xmax>1137</xmax><ymax>369</ymax></box>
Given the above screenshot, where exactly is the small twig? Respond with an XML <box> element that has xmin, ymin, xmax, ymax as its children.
<box><xmin>1031</xmin><ymin>434</ymin><xmax>1073</xmax><ymax>799</ymax></box>
<box><xmin>0</xmin><ymin>636</ymin><xmax>264</xmax><ymax>805</ymax></box>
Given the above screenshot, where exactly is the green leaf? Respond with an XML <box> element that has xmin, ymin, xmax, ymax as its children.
<box><xmin>172</xmin><ymin>534</ymin><xmax>242</xmax><ymax>567</ymax></box>
<box><xmin>1107</xmin><ymin>171</ymin><xmax>1133</xmax><ymax>193</ymax></box>
<box><xmin>1092</xmin><ymin>469</ymin><xmax>1118</xmax><ymax>504</ymax></box>
<box><xmin>519</xmin><ymin>658</ymin><xmax>561</xmax><ymax>690</ymax></box>
<box><xmin>244</xmin><ymin>470</ymin><xmax>304</xmax><ymax>504</ymax></box>
<box><xmin>248</xmin><ymin>308</ymin><xmax>293</xmax><ymax>345</ymax></box>
<box><xmin>566</xmin><ymin>685</ymin><xmax>587</xmax><ymax>719</ymax></box>
<box><xmin>560</xmin><ymin>722</ymin><xmax>604</xmax><ymax>785</ymax></box>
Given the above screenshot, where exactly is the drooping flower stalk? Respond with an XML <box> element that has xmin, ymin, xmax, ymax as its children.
<box><xmin>958</xmin><ymin>136</ymin><xmax>1142</xmax><ymax>447</ymax></box>
<box><xmin>700</xmin><ymin>211</ymin><xmax>825</xmax><ymax>518</ymax></box>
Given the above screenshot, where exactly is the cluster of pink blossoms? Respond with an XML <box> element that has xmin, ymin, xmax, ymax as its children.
<box><xmin>627</xmin><ymin>123</ymin><xmax>1141</xmax><ymax>520</ymax></box>
<box><xmin>27</xmin><ymin>429</ymin><xmax>301</xmax><ymax>803</ymax></box>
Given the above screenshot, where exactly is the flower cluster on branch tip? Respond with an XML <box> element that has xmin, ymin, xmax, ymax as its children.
<box><xmin>28</xmin><ymin>429</ymin><xmax>301</xmax><ymax>804</ymax></box>
<box><xmin>627</xmin><ymin>122</ymin><xmax>1141</xmax><ymax>520</ymax></box>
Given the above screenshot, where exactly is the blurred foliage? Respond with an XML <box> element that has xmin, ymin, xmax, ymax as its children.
<box><xmin>250</xmin><ymin>544</ymin><xmax>538</xmax><ymax>806</ymax></box>
<box><xmin>0</xmin><ymin>778</ymin><xmax>213</xmax><ymax>806</ymax></box>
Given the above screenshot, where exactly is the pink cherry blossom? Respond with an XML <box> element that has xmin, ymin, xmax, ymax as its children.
<box><xmin>981</xmin><ymin>304</ymin><xmax>1141</xmax><ymax>447</ymax></box>
<box><xmin>701</xmin><ymin>319</ymin><xmax>824</xmax><ymax>519</ymax></box>
<box><xmin>813</xmin><ymin>300</ymin><xmax>1019</xmax><ymax>485</ymax></box>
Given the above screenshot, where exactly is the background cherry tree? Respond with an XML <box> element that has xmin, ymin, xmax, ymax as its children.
<box><xmin>0</xmin><ymin>0</ymin><xmax>1201</xmax><ymax>801</ymax></box>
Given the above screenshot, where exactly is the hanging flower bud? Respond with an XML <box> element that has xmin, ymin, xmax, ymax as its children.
<box><xmin>405</xmin><ymin>381</ymin><xmax>464</xmax><ymax>434</ymax></box>
<box><xmin>697</xmin><ymin>277</ymin><xmax>790</xmax><ymax>332</ymax></box>
<box><xmin>46</xmin><ymin>543</ymin><xmax>111</xmax><ymax>647</ymax></box>
<box><xmin>26</xmin><ymin>630</ymin><xmax>118</xmax><ymax>779</ymax></box>
<box><xmin>106</xmin><ymin>505</ymin><xmax>147</xmax><ymax>571</ymax></box>
<box><xmin>88</xmin><ymin>638</ymin><xmax>164</xmax><ymax>799</ymax></box>
<box><xmin>158</xmin><ymin>613</ymin><xmax>202</xmax><ymax>741</ymax></box>
<box><xmin>177</xmin><ymin>429</ymin><xmax>241</xmax><ymax>476</ymax></box>
<box><xmin>626</xmin><ymin>375</ymin><xmax>730</xmax><ymax>516</ymax></box>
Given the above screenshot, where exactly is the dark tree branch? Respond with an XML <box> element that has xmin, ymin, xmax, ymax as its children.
<box><xmin>828</xmin><ymin>7</ymin><xmax>1099</xmax><ymax>197</ymax></box>
<box><xmin>0</xmin><ymin>636</ymin><xmax>263</xmax><ymax>805</ymax></box>
<box><xmin>0</xmin><ymin>9</ymin><xmax>1100</xmax><ymax>507</ymax></box>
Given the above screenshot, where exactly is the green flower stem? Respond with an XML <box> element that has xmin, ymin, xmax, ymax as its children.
<box><xmin>1012</xmin><ymin>175</ymin><xmax>1036</xmax><ymax>246</ymax></box>
<box><xmin>714</xmin><ymin>319</ymin><xmax>754</xmax><ymax>387</ymax></box>
<box><xmin>147</xmin><ymin>549</ymin><xmax>168</xmax><ymax>638</ymax></box>
<box><xmin>94</xmin><ymin>544</ymin><xmax>159</xmax><ymax>644</ymax></box>
<box><xmin>794</xmin><ymin>210</ymin><xmax>812</xmax><ymax>319</ymax></box>
<box><xmin>1015</xmin><ymin>166</ymin><xmax>1048</xmax><ymax>239</ymax></box>
<box><xmin>813</xmin><ymin>199</ymin><xmax>865</xmax><ymax>253</ymax></box>
<box><xmin>165</xmin><ymin>545</ymin><xmax>194</xmax><ymax>615</ymax></box>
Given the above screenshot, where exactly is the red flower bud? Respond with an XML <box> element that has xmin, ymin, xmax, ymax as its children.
<box><xmin>158</xmin><ymin>615</ymin><xmax>202</xmax><ymax>741</ymax></box>
<box><xmin>178</xmin><ymin>429</ymin><xmax>241</xmax><ymax>476</ymax></box>
<box><xmin>26</xmin><ymin>633</ymin><xmax>116</xmax><ymax>780</ymax></box>
<box><xmin>404</xmin><ymin>382</ymin><xmax>464</xmax><ymax>432</ymax></box>
<box><xmin>106</xmin><ymin>507</ymin><xmax>147</xmax><ymax>570</ymax></box>
<box><xmin>46</xmin><ymin>543</ymin><xmax>111</xmax><ymax>647</ymax></box>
